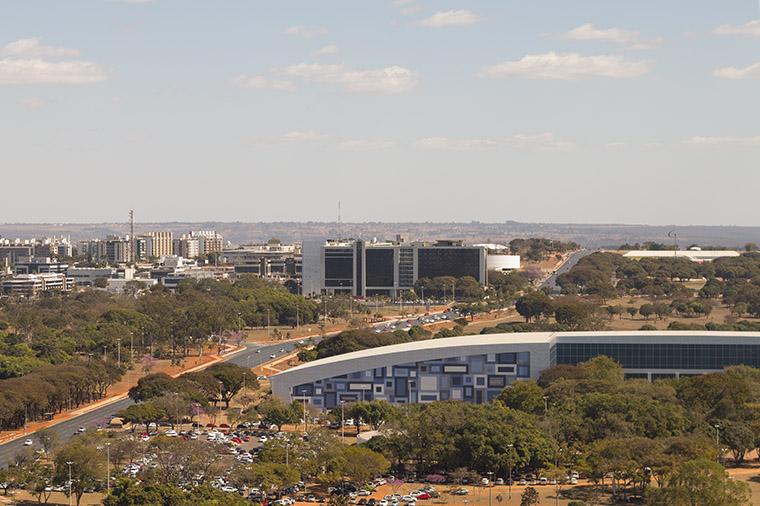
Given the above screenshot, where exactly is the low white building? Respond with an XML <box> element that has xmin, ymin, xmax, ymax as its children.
<box><xmin>487</xmin><ymin>254</ymin><xmax>521</xmax><ymax>271</ymax></box>
<box><xmin>622</xmin><ymin>250</ymin><xmax>740</xmax><ymax>262</ymax></box>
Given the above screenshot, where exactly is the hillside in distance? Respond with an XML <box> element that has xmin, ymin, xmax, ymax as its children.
<box><xmin>2</xmin><ymin>221</ymin><xmax>759</xmax><ymax>249</ymax></box>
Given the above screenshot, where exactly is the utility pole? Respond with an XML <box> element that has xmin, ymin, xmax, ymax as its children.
<box><xmin>117</xmin><ymin>338</ymin><xmax>121</xmax><ymax>368</ymax></box>
<box><xmin>715</xmin><ymin>423</ymin><xmax>721</xmax><ymax>462</ymax></box>
<box><xmin>67</xmin><ymin>461</ymin><xmax>73</xmax><ymax>506</ymax></box>
<box><xmin>507</xmin><ymin>444</ymin><xmax>514</xmax><ymax>500</ymax></box>
<box><xmin>267</xmin><ymin>309</ymin><xmax>271</xmax><ymax>337</ymax></box>
<box><xmin>129</xmin><ymin>210</ymin><xmax>135</xmax><ymax>264</ymax></box>
<box><xmin>303</xmin><ymin>397</ymin><xmax>308</xmax><ymax>434</ymax></box>
<box><xmin>105</xmin><ymin>443</ymin><xmax>111</xmax><ymax>493</ymax></box>
<box><xmin>340</xmin><ymin>400</ymin><xmax>345</xmax><ymax>439</ymax></box>
<box><xmin>130</xmin><ymin>332</ymin><xmax>134</xmax><ymax>365</ymax></box>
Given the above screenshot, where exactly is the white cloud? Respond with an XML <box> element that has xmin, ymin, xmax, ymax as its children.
<box><xmin>335</xmin><ymin>139</ymin><xmax>395</xmax><ymax>150</ymax></box>
<box><xmin>315</xmin><ymin>45</ymin><xmax>339</xmax><ymax>56</ymax></box>
<box><xmin>714</xmin><ymin>62</ymin><xmax>760</xmax><ymax>80</ymax></box>
<box><xmin>401</xmin><ymin>6</ymin><xmax>421</xmax><ymax>16</ymax></box>
<box><xmin>2</xmin><ymin>38</ymin><xmax>80</xmax><ymax>58</ymax></box>
<box><xmin>419</xmin><ymin>10</ymin><xmax>479</xmax><ymax>28</ymax></box>
<box><xmin>687</xmin><ymin>136</ymin><xmax>760</xmax><ymax>147</ymax></box>
<box><xmin>714</xmin><ymin>19</ymin><xmax>760</xmax><ymax>38</ymax></box>
<box><xmin>481</xmin><ymin>52</ymin><xmax>650</xmax><ymax>80</ymax></box>
<box><xmin>560</xmin><ymin>24</ymin><xmax>661</xmax><ymax>49</ymax></box>
<box><xmin>232</xmin><ymin>74</ymin><xmax>296</xmax><ymax>91</ymax></box>
<box><xmin>0</xmin><ymin>58</ymin><xmax>108</xmax><ymax>85</ymax></box>
<box><xmin>414</xmin><ymin>137</ymin><xmax>497</xmax><ymax>150</ymax></box>
<box><xmin>282</xmin><ymin>130</ymin><xmax>329</xmax><ymax>142</ymax></box>
<box><xmin>508</xmin><ymin>133</ymin><xmax>575</xmax><ymax>150</ymax></box>
<box><xmin>282</xmin><ymin>63</ymin><xmax>419</xmax><ymax>93</ymax></box>
<box><xmin>284</xmin><ymin>26</ymin><xmax>328</xmax><ymax>38</ymax></box>
<box><xmin>414</xmin><ymin>133</ymin><xmax>574</xmax><ymax>151</ymax></box>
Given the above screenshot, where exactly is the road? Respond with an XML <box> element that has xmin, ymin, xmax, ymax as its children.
<box><xmin>0</xmin><ymin>306</ymin><xmax>454</xmax><ymax>467</ymax></box>
<box><xmin>539</xmin><ymin>249</ymin><xmax>594</xmax><ymax>293</ymax></box>
<box><xmin>0</xmin><ymin>339</ymin><xmax>306</xmax><ymax>468</ymax></box>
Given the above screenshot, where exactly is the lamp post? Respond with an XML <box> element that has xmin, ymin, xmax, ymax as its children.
<box><xmin>487</xmin><ymin>472</ymin><xmax>493</xmax><ymax>506</ymax></box>
<box><xmin>507</xmin><ymin>444</ymin><xmax>514</xmax><ymax>500</ymax></box>
<box><xmin>714</xmin><ymin>423</ymin><xmax>721</xmax><ymax>462</ymax></box>
<box><xmin>543</xmin><ymin>396</ymin><xmax>549</xmax><ymax>414</ymax></box>
<box><xmin>105</xmin><ymin>442</ymin><xmax>111</xmax><ymax>493</ymax></box>
<box><xmin>286</xmin><ymin>442</ymin><xmax>290</xmax><ymax>467</ymax></box>
<box><xmin>340</xmin><ymin>400</ymin><xmax>345</xmax><ymax>440</ymax></box>
<box><xmin>117</xmin><ymin>338</ymin><xmax>121</xmax><ymax>368</ymax></box>
<box><xmin>66</xmin><ymin>461</ymin><xmax>73</xmax><ymax>506</ymax></box>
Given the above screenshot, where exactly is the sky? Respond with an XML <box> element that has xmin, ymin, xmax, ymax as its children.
<box><xmin>1</xmin><ymin>0</ymin><xmax>759</xmax><ymax>225</ymax></box>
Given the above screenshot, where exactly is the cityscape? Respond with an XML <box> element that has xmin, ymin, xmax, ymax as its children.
<box><xmin>2</xmin><ymin>1</ymin><xmax>760</xmax><ymax>505</ymax></box>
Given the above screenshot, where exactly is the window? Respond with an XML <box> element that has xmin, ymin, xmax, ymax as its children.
<box><xmin>476</xmin><ymin>377</ymin><xmax>485</xmax><ymax>386</ymax></box>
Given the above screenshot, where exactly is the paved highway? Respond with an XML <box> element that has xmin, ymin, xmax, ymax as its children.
<box><xmin>0</xmin><ymin>339</ymin><xmax>306</xmax><ymax>468</ymax></box>
<box><xmin>540</xmin><ymin>249</ymin><xmax>594</xmax><ymax>293</ymax></box>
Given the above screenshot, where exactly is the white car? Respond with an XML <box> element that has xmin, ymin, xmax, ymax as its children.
<box><xmin>165</xmin><ymin>429</ymin><xmax>178</xmax><ymax>437</ymax></box>
<box><xmin>23</xmin><ymin>439</ymin><xmax>33</xmax><ymax>446</ymax></box>
<box><xmin>222</xmin><ymin>485</ymin><xmax>238</xmax><ymax>493</ymax></box>
<box><xmin>270</xmin><ymin>354</ymin><xmax>276</xmax><ymax>359</ymax></box>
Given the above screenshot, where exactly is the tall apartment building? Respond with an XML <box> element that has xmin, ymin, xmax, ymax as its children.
<box><xmin>173</xmin><ymin>234</ymin><xmax>200</xmax><ymax>259</ymax></box>
<box><xmin>306</xmin><ymin>239</ymin><xmax>487</xmax><ymax>297</ymax></box>
<box><xmin>190</xmin><ymin>230</ymin><xmax>224</xmax><ymax>256</ymax></box>
<box><xmin>78</xmin><ymin>239</ymin><xmax>107</xmax><ymax>263</ymax></box>
<box><xmin>145</xmin><ymin>232</ymin><xmax>173</xmax><ymax>258</ymax></box>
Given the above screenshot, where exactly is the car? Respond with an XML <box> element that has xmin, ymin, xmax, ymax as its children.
<box><xmin>307</xmin><ymin>495</ymin><xmax>316</xmax><ymax>502</ymax></box>
<box><xmin>480</xmin><ymin>478</ymin><xmax>489</xmax><ymax>486</ymax></box>
<box><xmin>165</xmin><ymin>429</ymin><xmax>178</xmax><ymax>437</ymax></box>
<box><xmin>570</xmin><ymin>477</ymin><xmax>578</xmax><ymax>485</ymax></box>
<box><xmin>222</xmin><ymin>485</ymin><xmax>238</xmax><ymax>493</ymax></box>
<box><xmin>379</xmin><ymin>501</ymin><xmax>389</xmax><ymax>506</ymax></box>
<box><xmin>280</xmin><ymin>348</ymin><xmax>285</xmax><ymax>353</ymax></box>
<box><xmin>23</xmin><ymin>439</ymin><xmax>33</xmax><ymax>446</ymax></box>
<box><xmin>518</xmin><ymin>479</ymin><xmax>527</xmax><ymax>486</ymax></box>
<box><xmin>401</xmin><ymin>496</ymin><xmax>415</xmax><ymax>503</ymax></box>
<box><xmin>358</xmin><ymin>490</ymin><xmax>371</xmax><ymax>496</ymax></box>
<box><xmin>495</xmin><ymin>478</ymin><xmax>504</xmax><ymax>485</ymax></box>
<box><xmin>416</xmin><ymin>493</ymin><xmax>430</xmax><ymax>500</ymax></box>
<box><xmin>451</xmin><ymin>489</ymin><xmax>469</xmax><ymax>496</ymax></box>
<box><xmin>77</xmin><ymin>426</ymin><xmax>86</xmax><ymax>433</ymax></box>
<box><xmin>539</xmin><ymin>477</ymin><xmax>548</xmax><ymax>486</ymax></box>
<box><xmin>257</xmin><ymin>375</ymin><xmax>267</xmax><ymax>380</ymax></box>
<box><xmin>270</xmin><ymin>354</ymin><xmax>276</xmax><ymax>359</ymax></box>
<box><xmin>256</xmin><ymin>349</ymin><xmax>261</xmax><ymax>353</ymax></box>
<box><xmin>298</xmin><ymin>340</ymin><xmax>305</xmax><ymax>345</ymax></box>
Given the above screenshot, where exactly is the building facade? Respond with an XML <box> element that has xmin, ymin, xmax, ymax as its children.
<box><xmin>145</xmin><ymin>232</ymin><xmax>174</xmax><ymax>258</ymax></box>
<box><xmin>270</xmin><ymin>331</ymin><xmax>760</xmax><ymax>410</ymax></box>
<box><xmin>0</xmin><ymin>273</ymin><xmax>74</xmax><ymax>297</ymax></box>
<box><xmin>312</xmin><ymin>239</ymin><xmax>488</xmax><ymax>297</ymax></box>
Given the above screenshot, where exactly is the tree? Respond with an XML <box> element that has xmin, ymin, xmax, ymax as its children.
<box><xmin>345</xmin><ymin>400</ymin><xmax>397</xmax><ymax>431</ymax></box>
<box><xmin>515</xmin><ymin>291</ymin><xmax>554</xmax><ymax>322</ymax></box>
<box><xmin>340</xmin><ymin>446</ymin><xmax>390</xmax><ymax>485</ymax></box>
<box><xmin>54</xmin><ymin>441</ymin><xmax>103</xmax><ymax>506</ymax></box>
<box><xmin>235</xmin><ymin>462</ymin><xmax>299</xmax><ymax>493</ymax></box>
<box><xmin>627</xmin><ymin>307</ymin><xmax>638</xmax><ymax>319</ymax></box>
<box><xmin>520</xmin><ymin>486</ymin><xmax>540</xmax><ymax>506</ymax></box>
<box><xmin>496</xmin><ymin>381</ymin><xmax>545</xmax><ymax>415</ymax></box>
<box><xmin>720</xmin><ymin>420</ymin><xmax>755</xmax><ymax>463</ymax></box>
<box><xmin>257</xmin><ymin>397</ymin><xmax>298</xmax><ymax>431</ymax></box>
<box><xmin>23</xmin><ymin>461</ymin><xmax>55</xmax><ymax>504</ymax></box>
<box><xmin>639</xmin><ymin>304</ymin><xmax>655</xmax><ymax>320</ymax></box>
<box><xmin>647</xmin><ymin>459</ymin><xmax>750</xmax><ymax>506</ymax></box>
<box><xmin>37</xmin><ymin>427</ymin><xmax>60</xmax><ymax>454</ymax></box>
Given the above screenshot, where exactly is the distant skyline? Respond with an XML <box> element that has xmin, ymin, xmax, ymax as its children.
<box><xmin>2</xmin><ymin>1</ymin><xmax>759</xmax><ymax>225</ymax></box>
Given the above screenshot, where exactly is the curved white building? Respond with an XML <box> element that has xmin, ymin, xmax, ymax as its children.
<box><xmin>270</xmin><ymin>331</ymin><xmax>760</xmax><ymax>409</ymax></box>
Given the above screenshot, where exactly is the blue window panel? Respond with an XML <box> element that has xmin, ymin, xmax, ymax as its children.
<box><xmin>393</xmin><ymin>367</ymin><xmax>409</xmax><ymax>377</ymax></box>
<box><xmin>451</xmin><ymin>376</ymin><xmax>463</xmax><ymax>387</ymax></box>
<box><xmin>497</xmin><ymin>353</ymin><xmax>516</xmax><ymax>364</ymax></box>
<box><xmin>464</xmin><ymin>376</ymin><xmax>473</xmax><ymax>385</ymax></box>
<box><xmin>517</xmin><ymin>365</ymin><xmax>530</xmax><ymax>377</ymax></box>
<box><xmin>517</xmin><ymin>352</ymin><xmax>530</xmax><ymax>365</ymax></box>
<box><xmin>430</xmin><ymin>365</ymin><xmax>441</xmax><ymax>373</ymax></box>
<box><xmin>336</xmin><ymin>383</ymin><xmax>346</xmax><ymax>391</ymax></box>
<box><xmin>470</xmin><ymin>356</ymin><xmax>485</xmax><ymax>374</ymax></box>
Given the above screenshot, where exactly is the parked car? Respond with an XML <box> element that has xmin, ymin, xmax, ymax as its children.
<box><xmin>23</xmin><ymin>439</ymin><xmax>33</xmax><ymax>446</ymax></box>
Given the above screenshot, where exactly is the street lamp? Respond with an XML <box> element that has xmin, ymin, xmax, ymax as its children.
<box><xmin>506</xmin><ymin>444</ymin><xmax>514</xmax><ymax>500</ymax></box>
<box><xmin>487</xmin><ymin>472</ymin><xmax>493</xmax><ymax>506</ymax></box>
<box><xmin>117</xmin><ymin>338</ymin><xmax>121</xmax><ymax>368</ymax></box>
<box><xmin>104</xmin><ymin>442</ymin><xmax>111</xmax><ymax>493</ymax></box>
<box><xmin>340</xmin><ymin>400</ymin><xmax>345</xmax><ymax>440</ymax></box>
<box><xmin>66</xmin><ymin>461</ymin><xmax>73</xmax><ymax>506</ymax></box>
<box><xmin>543</xmin><ymin>396</ymin><xmax>549</xmax><ymax>414</ymax></box>
<box><xmin>714</xmin><ymin>423</ymin><xmax>721</xmax><ymax>462</ymax></box>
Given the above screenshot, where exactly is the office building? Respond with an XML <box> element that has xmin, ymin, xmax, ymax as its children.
<box><xmin>0</xmin><ymin>273</ymin><xmax>74</xmax><ymax>297</ymax></box>
<box><xmin>271</xmin><ymin>331</ymin><xmax>760</xmax><ymax>409</ymax></box>
<box><xmin>13</xmin><ymin>257</ymin><xmax>69</xmax><ymax>275</ymax></box>
<box><xmin>307</xmin><ymin>239</ymin><xmax>487</xmax><ymax>297</ymax></box>
<box><xmin>105</xmin><ymin>236</ymin><xmax>133</xmax><ymax>264</ymax></box>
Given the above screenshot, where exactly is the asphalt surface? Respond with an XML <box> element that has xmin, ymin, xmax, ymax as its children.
<box><xmin>539</xmin><ymin>249</ymin><xmax>594</xmax><ymax>293</ymax></box>
<box><xmin>0</xmin><ymin>339</ymin><xmax>307</xmax><ymax>468</ymax></box>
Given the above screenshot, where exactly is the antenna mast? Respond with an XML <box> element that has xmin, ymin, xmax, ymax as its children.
<box><xmin>337</xmin><ymin>201</ymin><xmax>342</xmax><ymax>240</ymax></box>
<box><xmin>129</xmin><ymin>210</ymin><xmax>135</xmax><ymax>263</ymax></box>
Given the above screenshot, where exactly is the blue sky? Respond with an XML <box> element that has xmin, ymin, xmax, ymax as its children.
<box><xmin>1</xmin><ymin>1</ymin><xmax>759</xmax><ymax>225</ymax></box>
